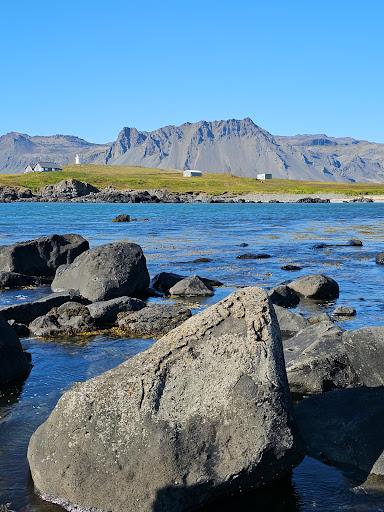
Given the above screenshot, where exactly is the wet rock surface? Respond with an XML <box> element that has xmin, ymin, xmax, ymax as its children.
<box><xmin>288</xmin><ymin>274</ymin><xmax>339</xmax><ymax>300</ymax></box>
<box><xmin>0</xmin><ymin>313</ymin><xmax>31</xmax><ymax>387</ymax></box>
<box><xmin>168</xmin><ymin>275</ymin><xmax>214</xmax><ymax>297</ymax></box>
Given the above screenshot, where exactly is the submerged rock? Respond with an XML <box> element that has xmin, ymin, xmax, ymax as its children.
<box><xmin>295</xmin><ymin>387</ymin><xmax>384</xmax><ymax>478</ymax></box>
<box><xmin>0</xmin><ymin>272</ymin><xmax>50</xmax><ymax>289</ymax></box>
<box><xmin>169</xmin><ymin>276</ymin><xmax>214</xmax><ymax>297</ymax></box>
<box><xmin>117</xmin><ymin>303</ymin><xmax>191</xmax><ymax>337</ymax></box>
<box><xmin>288</xmin><ymin>274</ymin><xmax>339</xmax><ymax>300</ymax></box>
<box><xmin>112</xmin><ymin>214</ymin><xmax>131</xmax><ymax>222</ymax></box>
<box><xmin>0</xmin><ymin>234</ymin><xmax>89</xmax><ymax>277</ymax></box>
<box><xmin>236</xmin><ymin>253</ymin><xmax>271</xmax><ymax>260</ymax></box>
<box><xmin>28</xmin><ymin>287</ymin><xmax>303</xmax><ymax>512</ymax></box>
<box><xmin>0</xmin><ymin>292</ymin><xmax>83</xmax><ymax>324</ymax></box>
<box><xmin>52</xmin><ymin>242</ymin><xmax>150</xmax><ymax>302</ymax></box>
<box><xmin>376</xmin><ymin>253</ymin><xmax>384</xmax><ymax>265</ymax></box>
<box><xmin>281</xmin><ymin>264</ymin><xmax>302</xmax><ymax>271</ymax></box>
<box><xmin>0</xmin><ymin>313</ymin><xmax>31</xmax><ymax>387</ymax></box>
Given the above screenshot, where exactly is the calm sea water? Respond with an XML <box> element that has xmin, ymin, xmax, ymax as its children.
<box><xmin>0</xmin><ymin>202</ymin><xmax>384</xmax><ymax>511</ymax></box>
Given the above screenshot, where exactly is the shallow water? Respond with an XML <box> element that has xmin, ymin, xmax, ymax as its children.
<box><xmin>0</xmin><ymin>202</ymin><xmax>383</xmax><ymax>511</ymax></box>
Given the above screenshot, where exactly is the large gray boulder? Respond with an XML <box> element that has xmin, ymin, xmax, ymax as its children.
<box><xmin>117</xmin><ymin>303</ymin><xmax>192</xmax><ymax>337</ymax></box>
<box><xmin>269</xmin><ymin>285</ymin><xmax>300</xmax><ymax>308</ymax></box>
<box><xmin>286</xmin><ymin>325</ymin><xmax>384</xmax><ymax>394</ymax></box>
<box><xmin>87</xmin><ymin>296</ymin><xmax>146</xmax><ymax>325</ymax></box>
<box><xmin>0</xmin><ymin>234</ymin><xmax>89</xmax><ymax>277</ymax></box>
<box><xmin>28</xmin><ymin>287</ymin><xmax>303</xmax><ymax>512</ymax></box>
<box><xmin>0</xmin><ymin>313</ymin><xmax>31</xmax><ymax>387</ymax></box>
<box><xmin>52</xmin><ymin>242</ymin><xmax>150</xmax><ymax>302</ymax></box>
<box><xmin>288</xmin><ymin>274</ymin><xmax>339</xmax><ymax>300</ymax></box>
<box><xmin>295</xmin><ymin>387</ymin><xmax>384</xmax><ymax>478</ymax></box>
<box><xmin>0</xmin><ymin>291</ymin><xmax>83</xmax><ymax>324</ymax></box>
<box><xmin>168</xmin><ymin>275</ymin><xmax>214</xmax><ymax>297</ymax></box>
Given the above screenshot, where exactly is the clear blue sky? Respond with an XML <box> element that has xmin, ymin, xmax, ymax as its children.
<box><xmin>1</xmin><ymin>0</ymin><xmax>383</xmax><ymax>143</ymax></box>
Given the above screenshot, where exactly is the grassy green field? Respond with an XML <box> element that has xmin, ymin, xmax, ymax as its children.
<box><xmin>1</xmin><ymin>164</ymin><xmax>384</xmax><ymax>196</ymax></box>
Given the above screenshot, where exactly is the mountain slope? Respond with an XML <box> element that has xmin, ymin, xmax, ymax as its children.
<box><xmin>0</xmin><ymin>132</ymin><xmax>108</xmax><ymax>173</ymax></box>
<box><xmin>1</xmin><ymin>119</ymin><xmax>384</xmax><ymax>183</ymax></box>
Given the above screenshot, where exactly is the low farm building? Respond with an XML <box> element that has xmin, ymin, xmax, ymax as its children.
<box><xmin>24</xmin><ymin>161</ymin><xmax>62</xmax><ymax>173</ymax></box>
<box><xmin>183</xmin><ymin>169</ymin><xmax>203</xmax><ymax>177</ymax></box>
<box><xmin>256</xmin><ymin>173</ymin><xmax>272</xmax><ymax>180</ymax></box>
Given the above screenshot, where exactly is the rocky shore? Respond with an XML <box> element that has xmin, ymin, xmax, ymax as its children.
<box><xmin>0</xmin><ymin>179</ymin><xmax>381</xmax><ymax>203</ymax></box>
<box><xmin>0</xmin><ymin>232</ymin><xmax>383</xmax><ymax>511</ymax></box>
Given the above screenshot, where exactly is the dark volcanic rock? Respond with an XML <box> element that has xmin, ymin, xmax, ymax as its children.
<box><xmin>87</xmin><ymin>296</ymin><xmax>146</xmax><ymax>325</ymax></box>
<box><xmin>295</xmin><ymin>387</ymin><xmax>384</xmax><ymax>477</ymax></box>
<box><xmin>288</xmin><ymin>274</ymin><xmax>339</xmax><ymax>300</ymax></box>
<box><xmin>0</xmin><ymin>292</ymin><xmax>83</xmax><ymax>324</ymax></box>
<box><xmin>169</xmin><ymin>276</ymin><xmax>214</xmax><ymax>297</ymax></box>
<box><xmin>52</xmin><ymin>242</ymin><xmax>150</xmax><ymax>302</ymax></box>
<box><xmin>286</xmin><ymin>325</ymin><xmax>384</xmax><ymax>394</ymax></box>
<box><xmin>314</xmin><ymin>239</ymin><xmax>363</xmax><ymax>249</ymax></box>
<box><xmin>112</xmin><ymin>214</ymin><xmax>131</xmax><ymax>222</ymax></box>
<box><xmin>0</xmin><ymin>272</ymin><xmax>50</xmax><ymax>289</ymax></box>
<box><xmin>237</xmin><ymin>253</ymin><xmax>271</xmax><ymax>260</ymax></box>
<box><xmin>333</xmin><ymin>306</ymin><xmax>356</xmax><ymax>317</ymax></box>
<box><xmin>8</xmin><ymin>319</ymin><xmax>30</xmax><ymax>338</ymax></box>
<box><xmin>0</xmin><ymin>234</ymin><xmax>89</xmax><ymax>277</ymax></box>
<box><xmin>274</xmin><ymin>305</ymin><xmax>308</xmax><ymax>339</ymax></box>
<box><xmin>281</xmin><ymin>265</ymin><xmax>302</xmax><ymax>271</ymax></box>
<box><xmin>0</xmin><ymin>186</ymin><xmax>33</xmax><ymax>201</ymax></box>
<box><xmin>152</xmin><ymin>272</ymin><xmax>223</xmax><ymax>294</ymax></box>
<box><xmin>192</xmin><ymin>257</ymin><xmax>213</xmax><ymax>263</ymax></box>
<box><xmin>269</xmin><ymin>285</ymin><xmax>300</xmax><ymax>308</ymax></box>
<box><xmin>296</xmin><ymin>197</ymin><xmax>330</xmax><ymax>203</ymax></box>
<box><xmin>0</xmin><ymin>313</ymin><xmax>31</xmax><ymax>387</ymax></box>
<box><xmin>117</xmin><ymin>303</ymin><xmax>192</xmax><ymax>337</ymax></box>
<box><xmin>29</xmin><ymin>302</ymin><xmax>95</xmax><ymax>338</ymax></box>
<box><xmin>376</xmin><ymin>253</ymin><xmax>384</xmax><ymax>265</ymax></box>
<box><xmin>28</xmin><ymin>287</ymin><xmax>303</xmax><ymax>512</ymax></box>
<box><xmin>39</xmin><ymin>179</ymin><xmax>99</xmax><ymax>198</ymax></box>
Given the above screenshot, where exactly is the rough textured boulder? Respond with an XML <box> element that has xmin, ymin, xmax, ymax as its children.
<box><xmin>0</xmin><ymin>292</ymin><xmax>83</xmax><ymax>324</ymax></box>
<box><xmin>295</xmin><ymin>387</ymin><xmax>384</xmax><ymax>478</ymax></box>
<box><xmin>28</xmin><ymin>287</ymin><xmax>303</xmax><ymax>512</ymax></box>
<box><xmin>152</xmin><ymin>272</ymin><xmax>223</xmax><ymax>294</ymax></box>
<box><xmin>269</xmin><ymin>285</ymin><xmax>299</xmax><ymax>308</ymax></box>
<box><xmin>52</xmin><ymin>242</ymin><xmax>150</xmax><ymax>302</ymax></box>
<box><xmin>0</xmin><ymin>272</ymin><xmax>50</xmax><ymax>289</ymax></box>
<box><xmin>169</xmin><ymin>276</ymin><xmax>214</xmax><ymax>297</ymax></box>
<box><xmin>286</xmin><ymin>325</ymin><xmax>384</xmax><ymax>394</ymax></box>
<box><xmin>281</xmin><ymin>265</ymin><xmax>302</xmax><ymax>271</ymax></box>
<box><xmin>376</xmin><ymin>253</ymin><xmax>384</xmax><ymax>265</ymax></box>
<box><xmin>274</xmin><ymin>305</ymin><xmax>308</xmax><ymax>339</ymax></box>
<box><xmin>0</xmin><ymin>313</ymin><xmax>31</xmax><ymax>387</ymax></box>
<box><xmin>0</xmin><ymin>234</ymin><xmax>89</xmax><ymax>277</ymax></box>
<box><xmin>288</xmin><ymin>274</ymin><xmax>339</xmax><ymax>300</ymax></box>
<box><xmin>39</xmin><ymin>179</ymin><xmax>99</xmax><ymax>198</ymax></box>
<box><xmin>87</xmin><ymin>296</ymin><xmax>146</xmax><ymax>325</ymax></box>
<box><xmin>29</xmin><ymin>302</ymin><xmax>95</xmax><ymax>338</ymax></box>
<box><xmin>117</xmin><ymin>304</ymin><xmax>192</xmax><ymax>337</ymax></box>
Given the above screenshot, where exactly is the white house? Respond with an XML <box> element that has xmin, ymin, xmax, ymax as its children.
<box><xmin>183</xmin><ymin>169</ymin><xmax>203</xmax><ymax>177</ymax></box>
<box><xmin>256</xmin><ymin>173</ymin><xmax>272</xmax><ymax>180</ymax></box>
<box><xmin>24</xmin><ymin>161</ymin><xmax>62</xmax><ymax>174</ymax></box>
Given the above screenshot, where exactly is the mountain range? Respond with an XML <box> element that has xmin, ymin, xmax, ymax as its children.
<box><xmin>2</xmin><ymin>118</ymin><xmax>384</xmax><ymax>182</ymax></box>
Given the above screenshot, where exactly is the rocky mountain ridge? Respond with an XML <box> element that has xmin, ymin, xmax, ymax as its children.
<box><xmin>2</xmin><ymin>118</ymin><xmax>384</xmax><ymax>182</ymax></box>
